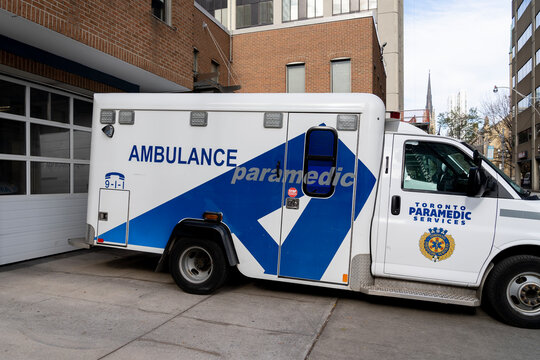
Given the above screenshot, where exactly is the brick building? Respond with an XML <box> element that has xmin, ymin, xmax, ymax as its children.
<box><xmin>0</xmin><ymin>0</ymin><xmax>397</xmax><ymax>264</ymax></box>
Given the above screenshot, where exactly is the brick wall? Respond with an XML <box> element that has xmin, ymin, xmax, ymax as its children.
<box><xmin>231</xmin><ymin>17</ymin><xmax>386</xmax><ymax>102</ymax></box>
<box><xmin>0</xmin><ymin>0</ymin><xmax>232</xmax><ymax>92</ymax></box>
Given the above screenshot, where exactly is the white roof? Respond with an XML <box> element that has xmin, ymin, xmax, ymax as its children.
<box><xmin>384</xmin><ymin>119</ymin><xmax>428</xmax><ymax>135</ymax></box>
<box><xmin>94</xmin><ymin>93</ymin><xmax>385</xmax><ymax>114</ymax></box>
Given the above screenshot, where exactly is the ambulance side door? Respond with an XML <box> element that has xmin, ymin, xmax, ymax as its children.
<box><xmin>383</xmin><ymin>135</ymin><xmax>496</xmax><ymax>284</ymax></box>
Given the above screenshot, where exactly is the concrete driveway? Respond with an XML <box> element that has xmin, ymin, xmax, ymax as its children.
<box><xmin>0</xmin><ymin>248</ymin><xmax>538</xmax><ymax>359</ymax></box>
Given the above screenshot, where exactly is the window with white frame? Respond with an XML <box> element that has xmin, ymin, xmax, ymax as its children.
<box><xmin>537</xmin><ymin>11</ymin><xmax>540</xmax><ymax>28</ymax></box>
<box><xmin>518</xmin><ymin>24</ymin><xmax>532</xmax><ymax>51</ymax></box>
<box><xmin>283</xmin><ymin>0</ymin><xmax>323</xmax><ymax>22</ymax></box>
<box><xmin>331</xmin><ymin>59</ymin><xmax>351</xmax><ymax>93</ymax></box>
<box><xmin>0</xmin><ymin>77</ymin><xmax>92</xmax><ymax>195</ymax></box>
<box><xmin>152</xmin><ymin>0</ymin><xmax>171</xmax><ymax>24</ymax></box>
<box><xmin>518</xmin><ymin>0</ymin><xmax>531</xmax><ymax>20</ymax></box>
<box><xmin>286</xmin><ymin>63</ymin><xmax>305</xmax><ymax>93</ymax></box>
<box><xmin>333</xmin><ymin>0</ymin><xmax>376</xmax><ymax>15</ymax></box>
<box><xmin>518</xmin><ymin>58</ymin><xmax>532</xmax><ymax>83</ymax></box>
<box><xmin>536</xmin><ymin>48</ymin><xmax>540</xmax><ymax>65</ymax></box>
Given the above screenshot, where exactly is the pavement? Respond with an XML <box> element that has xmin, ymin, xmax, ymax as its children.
<box><xmin>0</xmin><ymin>247</ymin><xmax>539</xmax><ymax>360</ymax></box>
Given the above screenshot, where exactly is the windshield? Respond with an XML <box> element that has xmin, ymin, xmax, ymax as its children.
<box><xmin>480</xmin><ymin>154</ymin><xmax>530</xmax><ymax>198</ymax></box>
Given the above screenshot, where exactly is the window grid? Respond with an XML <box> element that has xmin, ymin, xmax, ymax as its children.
<box><xmin>283</xmin><ymin>0</ymin><xmax>323</xmax><ymax>22</ymax></box>
<box><xmin>0</xmin><ymin>75</ymin><xmax>92</xmax><ymax>196</ymax></box>
<box><xmin>332</xmin><ymin>0</ymin><xmax>376</xmax><ymax>15</ymax></box>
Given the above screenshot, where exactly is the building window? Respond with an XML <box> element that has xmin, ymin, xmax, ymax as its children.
<box><xmin>512</xmin><ymin>16</ymin><xmax>515</xmax><ymax>29</ymax></box>
<box><xmin>536</xmin><ymin>49</ymin><xmax>540</xmax><ymax>66</ymax></box>
<box><xmin>236</xmin><ymin>0</ymin><xmax>273</xmax><ymax>29</ymax></box>
<box><xmin>152</xmin><ymin>0</ymin><xmax>171</xmax><ymax>24</ymax></box>
<box><xmin>536</xmin><ymin>11</ymin><xmax>540</xmax><ymax>28</ymax></box>
<box><xmin>517</xmin><ymin>93</ymin><xmax>532</xmax><ymax>113</ymax></box>
<box><xmin>283</xmin><ymin>0</ymin><xmax>323</xmax><ymax>22</ymax></box>
<box><xmin>0</xmin><ymin>76</ymin><xmax>92</xmax><ymax>196</ymax></box>
<box><xmin>513</xmin><ymin>75</ymin><xmax>516</xmax><ymax>88</ymax></box>
<box><xmin>517</xmin><ymin>58</ymin><xmax>532</xmax><ymax>83</ymax></box>
<box><xmin>0</xmin><ymin>79</ymin><xmax>25</xmax><ymax>116</ymax></box>
<box><xmin>333</xmin><ymin>0</ymin><xmax>376</xmax><ymax>15</ymax></box>
<box><xmin>518</xmin><ymin>128</ymin><xmax>531</xmax><ymax>144</ymax></box>
<box><xmin>195</xmin><ymin>0</ymin><xmax>229</xmax><ymax>27</ymax></box>
<box><xmin>211</xmin><ymin>60</ymin><xmax>220</xmax><ymax>83</ymax></box>
<box><xmin>512</xmin><ymin>46</ymin><xmax>515</xmax><ymax>59</ymax></box>
<box><xmin>331</xmin><ymin>59</ymin><xmax>351</xmax><ymax>93</ymax></box>
<box><xmin>518</xmin><ymin>24</ymin><xmax>532</xmax><ymax>52</ymax></box>
<box><xmin>286</xmin><ymin>63</ymin><xmax>305</xmax><ymax>93</ymax></box>
<box><xmin>193</xmin><ymin>49</ymin><xmax>199</xmax><ymax>75</ymax></box>
<box><xmin>518</xmin><ymin>0</ymin><xmax>531</xmax><ymax>21</ymax></box>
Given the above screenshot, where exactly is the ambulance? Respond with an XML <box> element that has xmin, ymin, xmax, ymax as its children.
<box><xmin>74</xmin><ymin>93</ymin><xmax>540</xmax><ymax>328</ymax></box>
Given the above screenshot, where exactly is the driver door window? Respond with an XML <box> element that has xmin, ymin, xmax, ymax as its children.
<box><xmin>403</xmin><ymin>141</ymin><xmax>474</xmax><ymax>194</ymax></box>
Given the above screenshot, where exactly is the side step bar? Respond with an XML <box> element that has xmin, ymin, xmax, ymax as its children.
<box><xmin>360</xmin><ymin>278</ymin><xmax>480</xmax><ymax>307</ymax></box>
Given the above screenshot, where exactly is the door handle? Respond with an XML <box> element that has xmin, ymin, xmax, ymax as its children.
<box><xmin>391</xmin><ymin>195</ymin><xmax>401</xmax><ymax>215</ymax></box>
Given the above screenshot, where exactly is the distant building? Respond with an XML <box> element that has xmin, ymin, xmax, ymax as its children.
<box><xmin>447</xmin><ymin>90</ymin><xmax>468</xmax><ymax>114</ymax></box>
<box><xmin>510</xmin><ymin>0</ymin><xmax>539</xmax><ymax>189</ymax></box>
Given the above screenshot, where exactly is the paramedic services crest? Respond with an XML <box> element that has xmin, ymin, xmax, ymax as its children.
<box><xmin>419</xmin><ymin>228</ymin><xmax>455</xmax><ymax>262</ymax></box>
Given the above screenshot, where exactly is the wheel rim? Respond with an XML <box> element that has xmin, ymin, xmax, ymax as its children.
<box><xmin>506</xmin><ymin>272</ymin><xmax>540</xmax><ymax>316</ymax></box>
<box><xmin>179</xmin><ymin>246</ymin><xmax>213</xmax><ymax>284</ymax></box>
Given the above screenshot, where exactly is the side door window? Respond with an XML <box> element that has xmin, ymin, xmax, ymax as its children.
<box><xmin>302</xmin><ymin>127</ymin><xmax>338</xmax><ymax>197</ymax></box>
<box><xmin>403</xmin><ymin>141</ymin><xmax>474</xmax><ymax>194</ymax></box>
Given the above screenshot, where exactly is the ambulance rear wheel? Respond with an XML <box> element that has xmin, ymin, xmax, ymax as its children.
<box><xmin>484</xmin><ymin>255</ymin><xmax>540</xmax><ymax>328</ymax></box>
<box><xmin>169</xmin><ymin>238</ymin><xmax>228</xmax><ymax>295</ymax></box>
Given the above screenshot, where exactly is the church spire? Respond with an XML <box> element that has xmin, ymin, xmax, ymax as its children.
<box><xmin>425</xmin><ymin>71</ymin><xmax>433</xmax><ymax>114</ymax></box>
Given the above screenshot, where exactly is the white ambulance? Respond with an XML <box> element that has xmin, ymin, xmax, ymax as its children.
<box><xmin>76</xmin><ymin>93</ymin><xmax>540</xmax><ymax>328</ymax></box>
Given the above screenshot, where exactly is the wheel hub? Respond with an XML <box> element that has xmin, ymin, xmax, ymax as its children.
<box><xmin>507</xmin><ymin>273</ymin><xmax>540</xmax><ymax>315</ymax></box>
<box><xmin>179</xmin><ymin>246</ymin><xmax>213</xmax><ymax>284</ymax></box>
<box><xmin>520</xmin><ymin>283</ymin><xmax>540</xmax><ymax>306</ymax></box>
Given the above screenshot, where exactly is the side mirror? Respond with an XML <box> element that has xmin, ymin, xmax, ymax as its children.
<box><xmin>467</xmin><ymin>166</ymin><xmax>486</xmax><ymax>197</ymax></box>
<box><xmin>473</xmin><ymin>149</ymin><xmax>482</xmax><ymax>167</ymax></box>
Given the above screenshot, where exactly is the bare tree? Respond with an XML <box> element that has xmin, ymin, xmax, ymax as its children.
<box><xmin>481</xmin><ymin>93</ymin><xmax>513</xmax><ymax>174</ymax></box>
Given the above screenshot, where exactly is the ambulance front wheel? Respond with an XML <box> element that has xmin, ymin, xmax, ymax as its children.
<box><xmin>169</xmin><ymin>238</ymin><xmax>229</xmax><ymax>295</ymax></box>
<box><xmin>484</xmin><ymin>255</ymin><xmax>540</xmax><ymax>328</ymax></box>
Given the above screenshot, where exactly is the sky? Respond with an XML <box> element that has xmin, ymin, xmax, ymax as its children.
<box><xmin>404</xmin><ymin>0</ymin><xmax>511</xmax><ymax>116</ymax></box>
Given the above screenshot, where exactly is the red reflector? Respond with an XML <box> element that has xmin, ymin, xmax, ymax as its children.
<box><xmin>389</xmin><ymin>111</ymin><xmax>401</xmax><ymax>119</ymax></box>
<box><xmin>97</xmin><ymin>238</ymin><xmax>104</xmax><ymax>243</ymax></box>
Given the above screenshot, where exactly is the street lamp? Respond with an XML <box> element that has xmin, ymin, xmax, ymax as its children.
<box><xmin>493</xmin><ymin>85</ymin><xmax>540</xmax><ymax>117</ymax></box>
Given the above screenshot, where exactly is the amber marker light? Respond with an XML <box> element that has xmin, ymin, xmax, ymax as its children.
<box><xmin>203</xmin><ymin>211</ymin><xmax>223</xmax><ymax>222</ymax></box>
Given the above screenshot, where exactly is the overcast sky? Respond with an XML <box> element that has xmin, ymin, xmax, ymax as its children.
<box><xmin>404</xmin><ymin>0</ymin><xmax>511</xmax><ymax>116</ymax></box>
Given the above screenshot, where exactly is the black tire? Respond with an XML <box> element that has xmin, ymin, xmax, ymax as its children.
<box><xmin>169</xmin><ymin>238</ymin><xmax>229</xmax><ymax>295</ymax></box>
<box><xmin>483</xmin><ymin>255</ymin><xmax>540</xmax><ymax>328</ymax></box>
